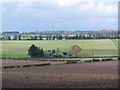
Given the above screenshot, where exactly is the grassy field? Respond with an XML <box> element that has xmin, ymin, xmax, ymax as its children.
<box><xmin>1</xmin><ymin>39</ymin><xmax>118</xmax><ymax>58</ymax></box>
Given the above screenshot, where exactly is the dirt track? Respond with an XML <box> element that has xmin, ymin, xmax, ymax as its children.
<box><xmin>2</xmin><ymin>60</ymin><xmax>118</xmax><ymax>88</ymax></box>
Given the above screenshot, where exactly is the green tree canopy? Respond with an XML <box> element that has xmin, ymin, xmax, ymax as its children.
<box><xmin>28</xmin><ymin>44</ymin><xmax>44</xmax><ymax>57</ymax></box>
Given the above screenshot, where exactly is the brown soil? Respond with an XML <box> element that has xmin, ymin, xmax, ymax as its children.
<box><xmin>2</xmin><ymin>59</ymin><xmax>65</xmax><ymax>66</ymax></box>
<box><xmin>2</xmin><ymin>60</ymin><xmax>118</xmax><ymax>88</ymax></box>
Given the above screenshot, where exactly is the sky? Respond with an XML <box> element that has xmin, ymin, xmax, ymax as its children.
<box><xmin>1</xmin><ymin>0</ymin><xmax>119</xmax><ymax>32</ymax></box>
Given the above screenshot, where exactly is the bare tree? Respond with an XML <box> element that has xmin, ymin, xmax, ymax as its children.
<box><xmin>69</xmin><ymin>45</ymin><xmax>81</xmax><ymax>57</ymax></box>
<box><xmin>56</xmin><ymin>48</ymin><xmax>60</xmax><ymax>54</ymax></box>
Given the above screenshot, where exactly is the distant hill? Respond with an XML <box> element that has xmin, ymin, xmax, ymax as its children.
<box><xmin>2</xmin><ymin>31</ymin><xmax>19</xmax><ymax>35</ymax></box>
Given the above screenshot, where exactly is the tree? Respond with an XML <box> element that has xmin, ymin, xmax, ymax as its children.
<box><xmin>30</xmin><ymin>36</ymin><xmax>34</xmax><ymax>40</ymax></box>
<box><xmin>46</xmin><ymin>36</ymin><xmax>49</xmax><ymax>40</ymax></box>
<box><xmin>1</xmin><ymin>37</ymin><xmax>5</xmax><ymax>40</ymax></box>
<box><xmin>38</xmin><ymin>47</ymin><xmax>44</xmax><ymax>57</ymax></box>
<box><xmin>65</xmin><ymin>35</ymin><xmax>68</xmax><ymax>40</ymax></box>
<box><xmin>40</xmin><ymin>48</ymin><xmax>44</xmax><ymax>57</ymax></box>
<box><xmin>58</xmin><ymin>35</ymin><xmax>63</xmax><ymax>40</ymax></box>
<box><xmin>53</xmin><ymin>36</ymin><xmax>56</xmax><ymax>40</ymax></box>
<box><xmin>28</xmin><ymin>44</ymin><xmax>38</xmax><ymax>57</ymax></box>
<box><xmin>56</xmin><ymin>34</ymin><xmax>59</xmax><ymax>40</ymax></box>
<box><xmin>7</xmin><ymin>36</ymin><xmax>11</xmax><ymax>40</ymax></box>
<box><xmin>68</xmin><ymin>45</ymin><xmax>81</xmax><ymax>57</ymax></box>
<box><xmin>82</xmin><ymin>35</ymin><xmax>86</xmax><ymax>39</ymax></box>
<box><xmin>56</xmin><ymin>48</ymin><xmax>60</xmax><ymax>54</ymax></box>
<box><xmin>75</xmin><ymin>34</ymin><xmax>79</xmax><ymax>39</ymax></box>
<box><xmin>39</xmin><ymin>35</ymin><xmax>43</xmax><ymax>40</ymax></box>
<box><xmin>28</xmin><ymin>44</ymin><xmax>44</xmax><ymax>57</ymax></box>
<box><xmin>18</xmin><ymin>35</ymin><xmax>21</xmax><ymax>40</ymax></box>
<box><xmin>62</xmin><ymin>52</ymin><xmax>67</xmax><ymax>55</ymax></box>
<box><xmin>52</xmin><ymin>49</ymin><xmax>56</xmax><ymax>54</ymax></box>
<box><xmin>34</xmin><ymin>35</ymin><xmax>38</xmax><ymax>40</ymax></box>
<box><xmin>48</xmin><ymin>50</ymin><xmax>51</xmax><ymax>52</ymax></box>
<box><xmin>78</xmin><ymin>34</ymin><xmax>82</xmax><ymax>39</ymax></box>
<box><xmin>14</xmin><ymin>35</ymin><xmax>17</xmax><ymax>40</ymax></box>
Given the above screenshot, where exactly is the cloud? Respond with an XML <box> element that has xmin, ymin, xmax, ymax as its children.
<box><xmin>15</xmin><ymin>0</ymin><xmax>118</xmax><ymax>14</ymax></box>
<box><xmin>2</xmin><ymin>0</ymin><xmax>119</xmax><ymax>11</ymax></box>
<box><xmin>17</xmin><ymin>2</ymin><xmax>32</xmax><ymax>8</ymax></box>
<box><xmin>53</xmin><ymin>0</ymin><xmax>80</xmax><ymax>8</ymax></box>
<box><xmin>2</xmin><ymin>0</ymin><xmax>118</xmax><ymax>31</ymax></box>
<box><xmin>79</xmin><ymin>1</ymin><xmax>118</xmax><ymax>14</ymax></box>
<box><xmin>105</xmin><ymin>5</ymin><xmax>117</xmax><ymax>13</ymax></box>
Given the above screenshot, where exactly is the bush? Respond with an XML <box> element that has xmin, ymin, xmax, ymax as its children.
<box><xmin>66</xmin><ymin>60</ymin><xmax>77</xmax><ymax>64</ymax></box>
<box><xmin>102</xmin><ymin>59</ymin><xmax>112</xmax><ymax>61</ymax></box>
<box><xmin>6</xmin><ymin>57</ymin><xmax>12</xmax><ymax>59</ymax></box>
<box><xmin>93</xmin><ymin>59</ymin><xmax>100</xmax><ymax>62</ymax></box>
<box><xmin>2</xmin><ymin>57</ymin><xmax>7</xmax><ymax>59</ymax></box>
<box><xmin>85</xmin><ymin>60</ymin><xmax>92</xmax><ymax>63</ymax></box>
<box><xmin>23</xmin><ymin>65</ymin><xmax>32</xmax><ymax>67</ymax></box>
<box><xmin>3</xmin><ymin>65</ymin><xmax>16</xmax><ymax>69</ymax></box>
<box><xmin>62</xmin><ymin>52</ymin><xmax>67</xmax><ymax>55</ymax></box>
<box><xmin>9</xmin><ymin>66</ymin><xmax>16</xmax><ymax>68</ymax></box>
<box><xmin>3</xmin><ymin>66</ymin><xmax>10</xmax><ymax>69</ymax></box>
<box><xmin>16</xmin><ymin>65</ymin><xmax>20</xmax><ymax>68</ymax></box>
<box><xmin>32</xmin><ymin>63</ymin><xmax>50</xmax><ymax>67</ymax></box>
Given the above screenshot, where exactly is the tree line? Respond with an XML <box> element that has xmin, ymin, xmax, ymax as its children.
<box><xmin>0</xmin><ymin>34</ymin><xmax>118</xmax><ymax>40</ymax></box>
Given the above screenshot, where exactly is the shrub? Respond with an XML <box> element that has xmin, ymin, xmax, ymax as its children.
<box><xmin>23</xmin><ymin>65</ymin><xmax>32</xmax><ymax>67</ymax></box>
<box><xmin>85</xmin><ymin>60</ymin><xmax>92</xmax><ymax>63</ymax></box>
<box><xmin>93</xmin><ymin>59</ymin><xmax>100</xmax><ymax>62</ymax></box>
<box><xmin>3</xmin><ymin>66</ymin><xmax>10</xmax><ymax>69</ymax></box>
<box><xmin>66</xmin><ymin>60</ymin><xmax>77</xmax><ymax>64</ymax></box>
<box><xmin>2</xmin><ymin>57</ymin><xmax>7</xmax><ymax>59</ymax></box>
<box><xmin>8</xmin><ymin>57</ymin><xmax>11</xmax><ymax>59</ymax></box>
<box><xmin>102</xmin><ymin>59</ymin><xmax>112</xmax><ymax>61</ymax></box>
<box><xmin>9</xmin><ymin>66</ymin><xmax>15</xmax><ymax>68</ymax></box>
<box><xmin>16</xmin><ymin>65</ymin><xmax>20</xmax><ymax>68</ymax></box>
<box><xmin>3</xmin><ymin>66</ymin><xmax>16</xmax><ymax>69</ymax></box>
<box><xmin>32</xmin><ymin>63</ymin><xmax>50</xmax><ymax>67</ymax></box>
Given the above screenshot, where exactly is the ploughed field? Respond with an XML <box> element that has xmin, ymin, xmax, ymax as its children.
<box><xmin>2</xmin><ymin>60</ymin><xmax>118</xmax><ymax>88</ymax></box>
<box><xmin>2</xmin><ymin>59</ymin><xmax>64</xmax><ymax>67</ymax></box>
<box><xmin>1</xmin><ymin>39</ymin><xmax>118</xmax><ymax>58</ymax></box>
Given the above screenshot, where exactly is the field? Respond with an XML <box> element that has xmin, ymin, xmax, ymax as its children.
<box><xmin>2</xmin><ymin>59</ymin><xmax>65</xmax><ymax>68</ymax></box>
<box><xmin>1</xmin><ymin>39</ymin><xmax>118</xmax><ymax>88</ymax></box>
<box><xmin>1</xmin><ymin>39</ymin><xmax>118</xmax><ymax>58</ymax></box>
<box><xmin>2</xmin><ymin>60</ymin><xmax>118</xmax><ymax>88</ymax></box>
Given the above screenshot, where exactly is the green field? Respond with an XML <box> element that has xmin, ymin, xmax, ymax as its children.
<box><xmin>1</xmin><ymin>39</ymin><xmax>118</xmax><ymax>58</ymax></box>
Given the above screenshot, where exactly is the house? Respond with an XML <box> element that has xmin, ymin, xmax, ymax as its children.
<box><xmin>53</xmin><ymin>53</ymin><xmax>63</xmax><ymax>58</ymax></box>
<box><xmin>44</xmin><ymin>52</ymin><xmax>52</xmax><ymax>57</ymax></box>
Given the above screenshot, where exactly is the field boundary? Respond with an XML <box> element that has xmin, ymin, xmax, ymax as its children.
<box><xmin>2</xmin><ymin>58</ymin><xmax>118</xmax><ymax>69</ymax></box>
<box><xmin>2</xmin><ymin>63</ymin><xmax>50</xmax><ymax>69</ymax></box>
<box><xmin>1</xmin><ymin>56</ymin><xmax>118</xmax><ymax>60</ymax></box>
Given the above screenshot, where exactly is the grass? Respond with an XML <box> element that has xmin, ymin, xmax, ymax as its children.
<box><xmin>1</xmin><ymin>39</ymin><xmax>118</xmax><ymax>58</ymax></box>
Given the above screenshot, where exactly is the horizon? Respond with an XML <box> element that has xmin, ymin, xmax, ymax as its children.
<box><xmin>2</xmin><ymin>0</ymin><xmax>118</xmax><ymax>32</ymax></box>
<box><xmin>0</xmin><ymin>29</ymin><xmax>118</xmax><ymax>33</ymax></box>
<box><xmin>1</xmin><ymin>29</ymin><xmax>118</xmax><ymax>34</ymax></box>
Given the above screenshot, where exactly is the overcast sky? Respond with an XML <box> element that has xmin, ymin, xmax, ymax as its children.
<box><xmin>2</xmin><ymin>0</ymin><xmax>119</xmax><ymax>32</ymax></box>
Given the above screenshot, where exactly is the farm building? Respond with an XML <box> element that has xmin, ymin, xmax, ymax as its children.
<box><xmin>53</xmin><ymin>53</ymin><xmax>63</xmax><ymax>58</ymax></box>
<box><xmin>44</xmin><ymin>52</ymin><xmax>52</xmax><ymax>57</ymax></box>
<box><xmin>44</xmin><ymin>51</ymin><xmax>63</xmax><ymax>58</ymax></box>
